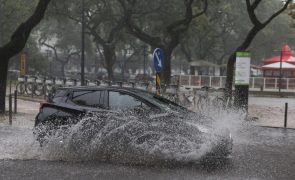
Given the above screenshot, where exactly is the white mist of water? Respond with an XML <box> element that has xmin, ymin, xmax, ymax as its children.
<box><xmin>0</xmin><ymin>105</ymin><xmax>248</xmax><ymax>165</ymax></box>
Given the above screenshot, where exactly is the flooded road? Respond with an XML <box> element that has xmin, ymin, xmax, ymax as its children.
<box><xmin>1</xmin><ymin>125</ymin><xmax>295</xmax><ymax>180</ymax></box>
<box><xmin>1</xmin><ymin>98</ymin><xmax>295</xmax><ymax>179</ymax></box>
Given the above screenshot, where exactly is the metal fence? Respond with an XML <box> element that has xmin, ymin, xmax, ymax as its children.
<box><xmin>16</xmin><ymin>76</ymin><xmax>101</xmax><ymax>97</ymax></box>
<box><xmin>172</xmin><ymin>75</ymin><xmax>295</xmax><ymax>91</ymax></box>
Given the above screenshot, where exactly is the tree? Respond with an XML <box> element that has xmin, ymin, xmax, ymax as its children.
<box><xmin>38</xmin><ymin>19</ymin><xmax>81</xmax><ymax>77</ymax></box>
<box><xmin>0</xmin><ymin>0</ymin><xmax>48</xmax><ymax>74</ymax></box>
<box><xmin>118</xmin><ymin>0</ymin><xmax>208</xmax><ymax>84</ymax></box>
<box><xmin>53</xmin><ymin>0</ymin><xmax>127</xmax><ymax>80</ymax></box>
<box><xmin>178</xmin><ymin>11</ymin><xmax>224</xmax><ymax>75</ymax></box>
<box><xmin>225</xmin><ymin>0</ymin><xmax>292</xmax><ymax>96</ymax></box>
<box><xmin>0</xmin><ymin>0</ymin><xmax>51</xmax><ymax>113</ymax></box>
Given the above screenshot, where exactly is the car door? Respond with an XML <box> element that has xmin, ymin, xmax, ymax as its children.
<box><xmin>107</xmin><ymin>90</ymin><xmax>153</xmax><ymax>113</ymax></box>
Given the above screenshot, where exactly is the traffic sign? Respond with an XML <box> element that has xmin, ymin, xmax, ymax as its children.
<box><xmin>20</xmin><ymin>53</ymin><xmax>27</xmax><ymax>76</ymax></box>
<box><xmin>153</xmin><ymin>48</ymin><xmax>164</xmax><ymax>73</ymax></box>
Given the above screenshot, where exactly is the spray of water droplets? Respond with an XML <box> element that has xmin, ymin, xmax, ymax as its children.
<box><xmin>0</xmin><ymin>105</ymin><xmax>249</xmax><ymax>165</ymax></box>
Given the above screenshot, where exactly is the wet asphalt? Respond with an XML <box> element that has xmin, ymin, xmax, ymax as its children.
<box><xmin>0</xmin><ymin>126</ymin><xmax>295</xmax><ymax>180</ymax></box>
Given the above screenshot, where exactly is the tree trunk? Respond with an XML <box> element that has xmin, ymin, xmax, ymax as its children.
<box><xmin>106</xmin><ymin>66</ymin><xmax>114</xmax><ymax>81</ymax></box>
<box><xmin>162</xmin><ymin>48</ymin><xmax>172</xmax><ymax>85</ymax></box>
<box><xmin>0</xmin><ymin>59</ymin><xmax>8</xmax><ymax>113</ymax></box>
<box><xmin>61</xmin><ymin>63</ymin><xmax>65</xmax><ymax>77</ymax></box>
<box><xmin>190</xmin><ymin>66</ymin><xmax>195</xmax><ymax>75</ymax></box>
<box><xmin>0</xmin><ymin>0</ymin><xmax>51</xmax><ymax>113</ymax></box>
<box><xmin>103</xmin><ymin>46</ymin><xmax>116</xmax><ymax>80</ymax></box>
<box><xmin>94</xmin><ymin>58</ymin><xmax>99</xmax><ymax>74</ymax></box>
<box><xmin>225</xmin><ymin>26</ymin><xmax>262</xmax><ymax>97</ymax></box>
<box><xmin>225</xmin><ymin>53</ymin><xmax>236</xmax><ymax>97</ymax></box>
<box><xmin>121</xmin><ymin>62</ymin><xmax>125</xmax><ymax>81</ymax></box>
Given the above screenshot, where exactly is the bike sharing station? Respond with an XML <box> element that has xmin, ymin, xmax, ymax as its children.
<box><xmin>153</xmin><ymin>48</ymin><xmax>164</xmax><ymax>96</ymax></box>
<box><xmin>234</xmin><ymin>51</ymin><xmax>251</xmax><ymax>111</ymax></box>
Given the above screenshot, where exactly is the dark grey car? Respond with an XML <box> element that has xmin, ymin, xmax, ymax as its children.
<box><xmin>34</xmin><ymin>86</ymin><xmax>233</xmax><ymax>161</ymax></box>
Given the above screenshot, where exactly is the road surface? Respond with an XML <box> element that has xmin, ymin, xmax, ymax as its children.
<box><xmin>1</xmin><ymin>125</ymin><xmax>295</xmax><ymax>180</ymax></box>
<box><xmin>0</xmin><ymin>97</ymin><xmax>295</xmax><ymax>179</ymax></box>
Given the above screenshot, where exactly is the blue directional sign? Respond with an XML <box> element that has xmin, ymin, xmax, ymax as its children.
<box><xmin>153</xmin><ymin>48</ymin><xmax>164</xmax><ymax>73</ymax></box>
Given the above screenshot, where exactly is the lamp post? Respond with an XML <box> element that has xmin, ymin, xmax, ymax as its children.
<box><xmin>279</xmin><ymin>50</ymin><xmax>283</xmax><ymax>94</ymax></box>
<box><xmin>274</xmin><ymin>48</ymin><xmax>288</xmax><ymax>95</ymax></box>
<box><xmin>81</xmin><ymin>0</ymin><xmax>85</xmax><ymax>85</ymax></box>
<box><xmin>46</xmin><ymin>49</ymin><xmax>53</xmax><ymax>77</ymax></box>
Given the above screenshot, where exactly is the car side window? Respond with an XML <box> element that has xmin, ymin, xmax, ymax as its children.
<box><xmin>109</xmin><ymin>91</ymin><xmax>149</xmax><ymax>110</ymax></box>
<box><xmin>72</xmin><ymin>90</ymin><xmax>107</xmax><ymax>108</ymax></box>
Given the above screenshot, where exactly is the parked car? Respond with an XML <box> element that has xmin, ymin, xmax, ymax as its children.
<box><xmin>34</xmin><ymin>86</ymin><xmax>233</xmax><ymax>159</ymax></box>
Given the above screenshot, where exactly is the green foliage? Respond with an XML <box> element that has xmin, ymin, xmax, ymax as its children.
<box><xmin>0</xmin><ymin>0</ymin><xmax>50</xmax><ymax>73</ymax></box>
<box><xmin>3</xmin><ymin>0</ymin><xmax>294</xmax><ymax>77</ymax></box>
<box><xmin>0</xmin><ymin>0</ymin><xmax>39</xmax><ymax>45</ymax></box>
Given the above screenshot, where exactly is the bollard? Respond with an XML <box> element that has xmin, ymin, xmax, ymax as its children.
<box><xmin>14</xmin><ymin>90</ymin><xmax>17</xmax><ymax>114</ymax></box>
<box><xmin>9</xmin><ymin>94</ymin><xmax>12</xmax><ymax>125</ymax></box>
<box><xmin>284</xmin><ymin>103</ymin><xmax>288</xmax><ymax>128</ymax></box>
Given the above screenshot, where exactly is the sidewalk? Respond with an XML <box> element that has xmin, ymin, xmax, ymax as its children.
<box><xmin>1</xmin><ymin>96</ymin><xmax>294</xmax><ymax>129</ymax></box>
<box><xmin>249</xmin><ymin>97</ymin><xmax>295</xmax><ymax>129</ymax></box>
<box><xmin>0</xmin><ymin>98</ymin><xmax>39</xmax><ymax>128</ymax></box>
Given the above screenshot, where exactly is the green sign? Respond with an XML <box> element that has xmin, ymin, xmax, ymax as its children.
<box><xmin>235</xmin><ymin>51</ymin><xmax>251</xmax><ymax>85</ymax></box>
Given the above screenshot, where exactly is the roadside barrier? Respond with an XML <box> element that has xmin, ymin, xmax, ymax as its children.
<box><xmin>15</xmin><ymin>76</ymin><xmax>230</xmax><ymax>109</ymax></box>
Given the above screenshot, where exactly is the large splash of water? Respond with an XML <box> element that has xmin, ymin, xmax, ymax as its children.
<box><xmin>0</xmin><ymin>106</ymin><xmax>247</xmax><ymax>165</ymax></box>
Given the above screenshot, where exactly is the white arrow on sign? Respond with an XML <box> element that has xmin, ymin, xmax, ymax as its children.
<box><xmin>155</xmin><ymin>52</ymin><xmax>162</xmax><ymax>68</ymax></box>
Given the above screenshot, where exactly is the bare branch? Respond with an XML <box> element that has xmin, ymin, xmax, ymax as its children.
<box><xmin>66</xmin><ymin>51</ymin><xmax>80</xmax><ymax>63</ymax></box>
<box><xmin>251</xmin><ymin>0</ymin><xmax>263</xmax><ymax>10</ymax></box>
<box><xmin>192</xmin><ymin>0</ymin><xmax>208</xmax><ymax>18</ymax></box>
<box><xmin>1</xmin><ymin>0</ymin><xmax>51</xmax><ymax>59</ymax></box>
<box><xmin>167</xmin><ymin>0</ymin><xmax>208</xmax><ymax>35</ymax></box>
<box><xmin>246</xmin><ymin>0</ymin><xmax>262</xmax><ymax>26</ymax></box>
<box><xmin>262</xmin><ymin>0</ymin><xmax>292</xmax><ymax>26</ymax></box>
<box><xmin>108</xmin><ymin>16</ymin><xmax>125</xmax><ymax>43</ymax></box>
<box><xmin>41</xmin><ymin>41</ymin><xmax>60</xmax><ymax>63</ymax></box>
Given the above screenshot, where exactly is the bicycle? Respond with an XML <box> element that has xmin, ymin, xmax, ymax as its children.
<box><xmin>35</xmin><ymin>77</ymin><xmax>45</xmax><ymax>96</ymax></box>
<box><xmin>25</xmin><ymin>76</ymin><xmax>37</xmax><ymax>95</ymax></box>
<box><xmin>45</xmin><ymin>77</ymin><xmax>54</xmax><ymax>96</ymax></box>
<box><xmin>195</xmin><ymin>86</ymin><xmax>214</xmax><ymax>112</ymax></box>
<box><xmin>17</xmin><ymin>76</ymin><xmax>26</xmax><ymax>95</ymax></box>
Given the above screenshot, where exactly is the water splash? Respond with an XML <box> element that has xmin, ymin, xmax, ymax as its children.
<box><xmin>37</xmin><ymin>111</ymin><xmax>215</xmax><ymax>164</ymax></box>
<box><xmin>0</xmin><ymin>106</ymin><xmax>246</xmax><ymax>165</ymax></box>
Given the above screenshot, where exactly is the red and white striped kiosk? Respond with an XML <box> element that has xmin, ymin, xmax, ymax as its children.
<box><xmin>262</xmin><ymin>44</ymin><xmax>295</xmax><ymax>77</ymax></box>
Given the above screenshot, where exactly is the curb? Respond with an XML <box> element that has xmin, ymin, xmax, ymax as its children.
<box><xmin>16</xmin><ymin>96</ymin><xmax>45</xmax><ymax>103</ymax></box>
<box><xmin>258</xmin><ymin>125</ymin><xmax>295</xmax><ymax>130</ymax></box>
<box><xmin>249</xmin><ymin>91</ymin><xmax>295</xmax><ymax>98</ymax></box>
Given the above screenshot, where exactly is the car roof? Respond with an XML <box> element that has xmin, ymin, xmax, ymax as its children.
<box><xmin>57</xmin><ymin>86</ymin><xmax>153</xmax><ymax>95</ymax></box>
<box><xmin>57</xmin><ymin>86</ymin><xmax>187</xmax><ymax>112</ymax></box>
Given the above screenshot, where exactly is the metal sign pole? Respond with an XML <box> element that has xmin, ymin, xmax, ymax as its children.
<box><xmin>81</xmin><ymin>0</ymin><xmax>85</xmax><ymax>86</ymax></box>
<box><xmin>156</xmin><ymin>73</ymin><xmax>161</xmax><ymax>96</ymax></box>
<box><xmin>20</xmin><ymin>53</ymin><xmax>27</xmax><ymax>76</ymax></box>
<box><xmin>279</xmin><ymin>50</ymin><xmax>283</xmax><ymax>94</ymax></box>
<box><xmin>153</xmin><ymin>48</ymin><xmax>164</xmax><ymax>96</ymax></box>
